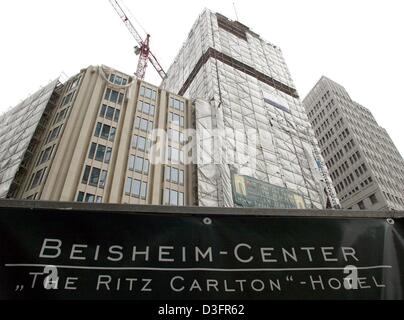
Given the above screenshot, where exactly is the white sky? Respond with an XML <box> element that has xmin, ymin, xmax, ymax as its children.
<box><xmin>1</xmin><ymin>0</ymin><xmax>403</xmax><ymax>156</ymax></box>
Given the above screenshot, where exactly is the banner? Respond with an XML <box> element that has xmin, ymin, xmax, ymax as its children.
<box><xmin>0</xmin><ymin>204</ymin><xmax>403</xmax><ymax>300</ymax></box>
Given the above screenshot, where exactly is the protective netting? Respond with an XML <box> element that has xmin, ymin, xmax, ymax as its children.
<box><xmin>0</xmin><ymin>79</ymin><xmax>59</xmax><ymax>198</ymax></box>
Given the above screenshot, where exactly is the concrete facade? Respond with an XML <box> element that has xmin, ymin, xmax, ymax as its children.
<box><xmin>2</xmin><ymin>65</ymin><xmax>196</xmax><ymax>206</ymax></box>
<box><xmin>303</xmin><ymin>76</ymin><xmax>404</xmax><ymax>211</ymax></box>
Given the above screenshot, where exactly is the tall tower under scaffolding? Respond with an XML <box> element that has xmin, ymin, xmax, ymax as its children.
<box><xmin>162</xmin><ymin>9</ymin><xmax>340</xmax><ymax>209</ymax></box>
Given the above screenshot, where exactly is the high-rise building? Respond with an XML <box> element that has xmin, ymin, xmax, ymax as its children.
<box><xmin>303</xmin><ymin>76</ymin><xmax>404</xmax><ymax>211</ymax></box>
<box><xmin>162</xmin><ymin>9</ymin><xmax>339</xmax><ymax>209</ymax></box>
<box><xmin>0</xmin><ymin>65</ymin><xmax>196</xmax><ymax>206</ymax></box>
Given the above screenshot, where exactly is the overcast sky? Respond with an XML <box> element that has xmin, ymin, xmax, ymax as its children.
<box><xmin>1</xmin><ymin>0</ymin><xmax>403</xmax><ymax>156</ymax></box>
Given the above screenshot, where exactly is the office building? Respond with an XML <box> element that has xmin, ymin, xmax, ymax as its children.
<box><xmin>162</xmin><ymin>9</ymin><xmax>339</xmax><ymax>209</ymax></box>
<box><xmin>303</xmin><ymin>76</ymin><xmax>404</xmax><ymax>211</ymax></box>
<box><xmin>0</xmin><ymin>65</ymin><xmax>196</xmax><ymax>206</ymax></box>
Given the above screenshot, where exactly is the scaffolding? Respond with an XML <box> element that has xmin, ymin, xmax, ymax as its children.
<box><xmin>163</xmin><ymin>9</ymin><xmax>338</xmax><ymax>209</ymax></box>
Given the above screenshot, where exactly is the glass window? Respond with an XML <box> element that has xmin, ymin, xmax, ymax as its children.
<box><xmin>179</xmin><ymin>170</ymin><xmax>184</xmax><ymax>185</ymax></box>
<box><xmin>140</xmin><ymin>86</ymin><xmax>145</xmax><ymax>97</ymax></box>
<box><xmin>109</xmin><ymin>127</ymin><xmax>116</xmax><ymax>142</ymax></box>
<box><xmin>134</xmin><ymin>117</ymin><xmax>141</xmax><ymax>129</ymax></box>
<box><xmin>129</xmin><ymin>155</ymin><xmax>135</xmax><ymax>171</ymax></box>
<box><xmin>31</xmin><ymin>168</ymin><xmax>45</xmax><ymax>188</ymax></box>
<box><xmin>143</xmin><ymin>159</ymin><xmax>149</xmax><ymax>175</ymax></box>
<box><xmin>85</xmin><ymin>193</ymin><xmax>95</xmax><ymax>203</ymax></box>
<box><xmin>358</xmin><ymin>201</ymin><xmax>366</xmax><ymax>210</ymax></box>
<box><xmin>95</xmin><ymin>122</ymin><xmax>102</xmax><ymax>137</ymax></box>
<box><xmin>101</xmin><ymin>124</ymin><xmax>111</xmax><ymax>140</ymax></box>
<box><xmin>114</xmin><ymin>109</ymin><xmax>120</xmax><ymax>122</ymax></box>
<box><xmin>40</xmin><ymin>146</ymin><xmax>53</xmax><ymax>165</ymax></box>
<box><xmin>125</xmin><ymin>177</ymin><xmax>132</xmax><ymax>195</ymax></box>
<box><xmin>134</xmin><ymin>156</ymin><xmax>144</xmax><ymax>172</ymax></box>
<box><xmin>77</xmin><ymin>192</ymin><xmax>85</xmax><ymax>202</ymax></box>
<box><xmin>132</xmin><ymin>179</ymin><xmax>141</xmax><ymax>197</ymax></box>
<box><xmin>171</xmin><ymin>168</ymin><xmax>179</xmax><ymax>183</ymax></box>
<box><xmin>137</xmin><ymin>136</ymin><xmax>146</xmax><ymax>151</ymax></box>
<box><xmin>96</xmin><ymin>196</ymin><xmax>103</xmax><ymax>203</ymax></box>
<box><xmin>105</xmin><ymin>147</ymin><xmax>112</xmax><ymax>164</ymax></box>
<box><xmin>95</xmin><ymin>145</ymin><xmax>106</xmax><ymax>162</ymax></box>
<box><xmin>82</xmin><ymin>166</ymin><xmax>91</xmax><ymax>184</ymax></box>
<box><xmin>106</xmin><ymin>106</ymin><xmax>115</xmax><ymax>120</ymax></box>
<box><xmin>140</xmin><ymin>118</ymin><xmax>148</xmax><ymax>131</ymax></box>
<box><xmin>370</xmin><ymin>194</ymin><xmax>378</xmax><ymax>205</ymax></box>
<box><xmin>178</xmin><ymin>192</ymin><xmax>184</xmax><ymax>206</ymax></box>
<box><xmin>99</xmin><ymin>170</ymin><xmax>107</xmax><ymax>189</ymax></box>
<box><xmin>100</xmin><ymin>105</ymin><xmax>107</xmax><ymax>117</ymax></box>
<box><xmin>143</xmin><ymin>102</ymin><xmax>150</xmax><ymax>114</ymax></box>
<box><xmin>149</xmin><ymin>105</ymin><xmax>155</xmax><ymax>116</ymax></box>
<box><xmin>89</xmin><ymin>167</ymin><xmax>101</xmax><ymax>187</ymax></box>
<box><xmin>110</xmin><ymin>90</ymin><xmax>118</xmax><ymax>103</ymax></box>
<box><xmin>140</xmin><ymin>182</ymin><xmax>147</xmax><ymax>199</ymax></box>
<box><xmin>170</xmin><ymin>190</ymin><xmax>178</xmax><ymax>205</ymax></box>
<box><xmin>89</xmin><ymin>142</ymin><xmax>97</xmax><ymax>159</ymax></box>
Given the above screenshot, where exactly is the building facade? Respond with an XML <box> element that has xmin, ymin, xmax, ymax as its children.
<box><xmin>162</xmin><ymin>9</ymin><xmax>339</xmax><ymax>209</ymax></box>
<box><xmin>303</xmin><ymin>76</ymin><xmax>404</xmax><ymax>211</ymax></box>
<box><xmin>0</xmin><ymin>65</ymin><xmax>196</xmax><ymax>206</ymax></box>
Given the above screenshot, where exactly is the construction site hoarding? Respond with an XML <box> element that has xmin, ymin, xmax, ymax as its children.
<box><xmin>0</xmin><ymin>200</ymin><xmax>403</xmax><ymax>300</ymax></box>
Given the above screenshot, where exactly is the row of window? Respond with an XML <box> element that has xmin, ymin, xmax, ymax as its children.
<box><xmin>105</xmin><ymin>88</ymin><xmax>124</xmax><ymax>105</ymax></box>
<box><xmin>36</xmin><ymin>145</ymin><xmax>55</xmax><ymax>166</ymax></box>
<box><xmin>89</xmin><ymin>143</ymin><xmax>112</xmax><ymax>164</ymax></box>
<box><xmin>134</xmin><ymin>117</ymin><xmax>154</xmax><ymax>133</ymax></box>
<box><xmin>77</xmin><ymin>192</ymin><xmax>103</xmax><ymax>203</ymax></box>
<box><xmin>109</xmin><ymin>74</ymin><xmax>128</xmax><ymax>86</ymax></box>
<box><xmin>169</xmin><ymin>97</ymin><xmax>185</xmax><ymax>112</ymax></box>
<box><xmin>137</xmin><ymin>100</ymin><xmax>156</xmax><ymax>116</ymax></box>
<box><xmin>100</xmin><ymin>104</ymin><xmax>120</xmax><ymax>123</ymax></box>
<box><xmin>94</xmin><ymin>122</ymin><xmax>116</xmax><ymax>142</ymax></box>
<box><xmin>46</xmin><ymin>125</ymin><xmax>63</xmax><ymax>144</ymax></box>
<box><xmin>125</xmin><ymin>177</ymin><xmax>148</xmax><ymax>199</ymax></box>
<box><xmin>140</xmin><ymin>86</ymin><xmax>157</xmax><ymax>100</ymax></box>
<box><xmin>53</xmin><ymin>107</ymin><xmax>70</xmax><ymax>126</ymax></box>
<box><xmin>82</xmin><ymin>166</ymin><xmax>107</xmax><ymax>189</ymax></box>
<box><xmin>163</xmin><ymin>188</ymin><xmax>184</xmax><ymax>206</ymax></box>
<box><xmin>169</xmin><ymin>112</ymin><xmax>185</xmax><ymax>128</ymax></box>
<box><xmin>128</xmin><ymin>155</ymin><xmax>149</xmax><ymax>175</ymax></box>
<box><xmin>132</xmin><ymin>135</ymin><xmax>152</xmax><ymax>152</ymax></box>
<box><xmin>165</xmin><ymin>166</ymin><xmax>184</xmax><ymax>185</ymax></box>
<box><xmin>27</xmin><ymin>167</ymin><xmax>47</xmax><ymax>191</ymax></box>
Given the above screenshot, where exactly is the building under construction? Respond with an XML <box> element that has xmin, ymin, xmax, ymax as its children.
<box><xmin>162</xmin><ymin>9</ymin><xmax>339</xmax><ymax>209</ymax></box>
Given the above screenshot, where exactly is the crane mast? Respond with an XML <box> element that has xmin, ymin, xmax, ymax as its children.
<box><xmin>108</xmin><ymin>0</ymin><xmax>167</xmax><ymax>80</ymax></box>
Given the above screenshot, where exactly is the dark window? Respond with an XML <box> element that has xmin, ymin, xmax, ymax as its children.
<box><xmin>82</xmin><ymin>166</ymin><xmax>91</xmax><ymax>184</ymax></box>
<box><xmin>101</xmin><ymin>124</ymin><xmax>111</xmax><ymax>140</ymax></box>
<box><xmin>95</xmin><ymin>145</ymin><xmax>106</xmax><ymax>162</ymax></box>
<box><xmin>77</xmin><ymin>192</ymin><xmax>85</xmax><ymax>202</ymax></box>
<box><xmin>89</xmin><ymin>168</ymin><xmax>101</xmax><ymax>187</ymax></box>
<box><xmin>95</xmin><ymin>123</ymin><xmax>102</xmax><ymax>137</ymax></box>
<box><xmin>358</xmin><ymin>201</ymin><xmax>366</xmax><ymax>210</ymax></box>
<box><xmin>370</xmin><ymin>194</ymin><xmax>378</xmax><ymax>205</ymax></box>
<box><xmin>31</xmin><ymin>168</ymin><xmax>45</xmax><ymax>189</ymax></box>
<box><xmin>89</xmin><ymin>143</ymin><xmax>97</xmax><ymax>159</ymax></box>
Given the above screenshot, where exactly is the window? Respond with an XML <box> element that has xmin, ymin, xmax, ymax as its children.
<box><xmin>95</xmin><ymin>145</ymin><xmax>106</xmax><ymax>162</ymax></box>
<box><xmin>125</xmin><ymin>177</ymin><xmax>148</xmax><ymax>199</ymax></box>
<box><xmin>370</xmin><ymin>194</ymin><xmax>378</xmax><ymax>205</ymax></box>
<box><xmin>128</xmin><ymin>155</ymin><xmax>149</xmax><ymax>175</ymax></box>
<box><xmin>62</xmin><ymin>92</ymin><xmax>74</xmax><ymax>106</ymax></box>
<box><xmin>169</xmin><ymin>112</ymin><xmax>184</xmax><ymax>128</ymax></box>
<box><xmin>168</xmin><ymin>146</ymin><xmax>184</xmax><ymax>163</ymax></box>
<box><xmin>82</xmin><ymin>166</ymin><xmax>106</xmax><ymax>189</ymax></box>
<box><xmin>357</xmin><ymin>201</ymin><xmax>366</xmax><ymax>210</ymax></box>
<box><xmin>100</xmin><ymin>104</ymin><xmax>120</xmax><ymax>123</ymax></box>
<box><xmin>163</xmin><ymin>189</ymin><xmax>184</xmax><ymax>206</ymax></box>
<box><xmin>94</xmin><ymin>122</ymin><xmax>116</xmax><ymax>141</ymax></box>
<box><xmin>77</xmin><ymin>192</ymin><xmax>102</xmax><ymax>203</ymax></box>
<box><xmin>54</xmin><ymin>108</ymin><xmax>69</xmax><ymax>125</ymax></box>
<box><xmin>105</xmin><ymin>88</ymin><xmax>124</xmax><ymax>104</ymax></box>
<box><xmin>89</xmin><ymin>168</ymin><xmax>101</xmax><ymax>187</ymax></box>
<box><xmin>109</xmin><ymin>74</ymin><xmax>127</xmax><ymax>86</ymax></box>
<box><xmin>140</xmin><ymin>86</ymin><xmax>157</xmax><ymax>100</ymax></box>
<box><xmin>170</xmin><ymin>98</ymin><xmax>185</xmax><ymax>112</ymax></box>
<box><xmin>46</xmin><ymin>125</ymin><xmax>62</xmax><ymax>144</ymax></box>
<box><xmin>82</xmin><ymin>166</ymin><xmax>91</xmax><ymax>184</ymax></box>
<box><xmin>165</xmin><ymin>166</ymin><xmax>184</xmax><ymax>185</ymax></box>
<box><xmin>135</xmin><ymin>117</ymin><xmax>153</xmax><ymax>132</ymax></box>
<box><xmin>37</xmin><ymin>146</ymin><xmax>54</xmax><ymax>165</ymax></box>
<box><xmin>31</xmin><ymin>168</ymin><xmax>46</xmax><ymax>189</ymax></box>
<box><xmin>138</xmin><ymin>100</ymin><xmax>156</xmax><ymax>116</ymax></box>
<box><xmin>132</xmin><ymin>135</ymin><xmax>151</xmax><ymax>152</ymax></box>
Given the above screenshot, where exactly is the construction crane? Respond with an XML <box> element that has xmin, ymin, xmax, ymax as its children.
<box><xmin>108</xmin><ymin>0</ymin><xmax>167</xmax><ymax>80</ymax></box>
